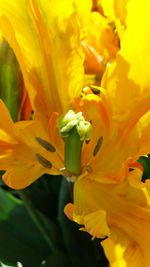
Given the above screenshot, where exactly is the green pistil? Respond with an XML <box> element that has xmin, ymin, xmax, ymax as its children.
<box><xmin>58</xmin><ymin>110</ymin><xmax>92</xmax><ymax>177</ymax></box>
<box><xmin>64</xmin><ymin>126</ymin><xmax>83</xmax><ymax>176</ymax></box>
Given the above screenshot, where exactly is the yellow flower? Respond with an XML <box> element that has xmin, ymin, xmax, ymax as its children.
<box><xmin>83</xmin><ymin>11</ymin><xmax>119</xmax><ymax>76</ymax></box>
<box><xmin>0</xmin><ymin>0</ymin><xmax>149</xmax><ymax>265</ymax></box>
<box><xmin>0</xmin><ymin>0</ymin><xmax>92</xmax><ymax>188</ymax></box>
<box><xmin>64</xmin><ymin>0</ymin><xmax>150</xmax><ymax>266</ymax></box>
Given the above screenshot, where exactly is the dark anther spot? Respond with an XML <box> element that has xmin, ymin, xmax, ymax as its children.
<box><xmin>36</xmin><ymin>153</ymin><xmax>52</xmax><ymax>169</ymax></box>
<box><xmin>93</xmin><ymin>136</ymin><xmax>103</xmax><ymax>157</ymax></box>
<box><xmin>36</xmin><ymin>137</ymin><xmax>56</xmax><ymax>152</ymax></box>
<box><xmin>90</xmin><ymin>86</ymin><xmax>100</xmax><ymax>95</ymax></box>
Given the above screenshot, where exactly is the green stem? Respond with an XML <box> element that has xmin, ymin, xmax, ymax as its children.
<box><xmin>18</xmin><ymin>190</ymin><xmax>56</xmax><ymax>252</ymax></box>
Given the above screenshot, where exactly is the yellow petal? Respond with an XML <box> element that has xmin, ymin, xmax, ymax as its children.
<box><xmin>102</xmin><ymin>0</ymin><xmax>150</xmax><ymax>120</ymax></box>
<box><xmin>68</xmin><ymin>172</ymin><xmax>150</xmax><ymax>266</ymax></box>
<box><xmin>137</xmin><ymin>111</ymin><xmax>150</xmax><ymax>156</ymax></box>
<box><xmin>76</xmin><ymin>95</ymin><xmax>140</xmax><ymax>183</ymax></box>
<box><xmin>102</xmin><ymin>228</ymin><xmax>144</xmax><ymax>267</ymax></box>
<box><xmin>0</xmin><ymin>0</ymin><xmax>91</xmax><ymax>123</ymax></box>
<box><xmin>0</xmin><ymin>101</ymin><xmax>63</xmax><ymax>189</ymax></box>
<box><xmin>83</xmin><ymin>11</ymin><xmax>119</xmax><ymax>75</ymax></box>
<box><xmin>100</xmin><ymin>0</ymin><xmax>150</xmax><ymax>172</ymax></box>
<box><xmin>100</xmin><ymin>0</ymin><xmax>128</xmax><ymax>24</ymax></box>
<box><xmin>100</xmin><ymin>0</ymin><xmax>128</xmax><ymax>37</ymax></box>
<box><xmin>0</xmin><ymin>100</ymin><xmax>17</xmax><ymax>144</ymax></box>
<box><xmin>65</xmin><ymin>204</ymin><xmax>110</xmax><ymax>239</ymax></box>
<box><xmin>73</xmin><ymin>94</ymin><xmax>110</xmax><ymax>168</ymax></box>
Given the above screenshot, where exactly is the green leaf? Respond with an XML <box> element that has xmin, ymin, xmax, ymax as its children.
<box><xmin>0</xmin><ymin>263</ymin><xmax>15</xmax><ymax>267</ymax></box>
<box><xmin>139</xmin><ymin>155</ymin><xmax>150</xmax><ymax>181</ymax></box>
<box><xmin>38</xmin><ymin>252</ymin><xmax>70</xmax><ymax>267</ymax></box>
<box><xmin>0</xmin><ymin>188</ymin><xmax>53</xmax><ymax>266</ymax></box>
<box><xmin>0</xmin><ymin>39</ymin><xmax>24</xmax><ymax>122</ymax></box>
<box><xmin>23</xmin><ymin>174</ymin><xmax>62</xmax><ymax>219</ymax></box>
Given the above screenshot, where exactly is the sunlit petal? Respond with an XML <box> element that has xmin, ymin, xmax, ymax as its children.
<box><xmin>66</xmin><ymin>169</ymin><xmax>150</xmax><ymax>266</ymax></box>
<box><xmin>0</xmin><ymin>0</ymin><xmax>91</xmax><ymax>123</ymax></box>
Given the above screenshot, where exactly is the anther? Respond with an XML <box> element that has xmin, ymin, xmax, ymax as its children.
<box><xmin>93</xmin><ymin>136</ymin><xmax>103</xmax><ymax>157</ymax></box>
<box><xmin>36</xmin><ymin>137</ymin><xmax>56</xmax><ymax>152</ymax></box>
<box><xmin>36</xmin><ymin>153</ymin><xmax>52</xmax><ymax>169</ymax></box>
<box><xmin>90</xmin><ymin>86</ymin><xmax>100</xmax><ymax>95</ymax></box>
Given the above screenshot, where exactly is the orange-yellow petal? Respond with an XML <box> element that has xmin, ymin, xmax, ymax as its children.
<box><xmin>0</xmin><ymin>101</ymin><xmax>63</xmax><ymax>189</ymax></box>
<box><xmin>67</xmin><ymin>171</ymin><xmax>150</xmax><ymax>266</ymax></box>
<box><xmin>0</xmin><ymin>0</ymin><xmax>91</xmax><ymax>123</ymax></box>
<box><xmin>83</xmin><ymin>11</ymin><xmax>119</xmax><ymax>75</ymax></box>
<box><xmin>98</xmin><ymin>0</ymin><xmax>150</xmax><ymax>178</ymax></box>
<box><xmin>102</xmin><ymin>0</ymin><xmax>150</xmax><ymax>120</ymax></box>
<box><xmin>100</xmin><ymin>0</ymin><xmax>128</xmax><ymax>37</ymax></box>
<box><xmin>75</xmin><ymin>95</ymin><xmax>141</xmax><ymax>183</ymax></box>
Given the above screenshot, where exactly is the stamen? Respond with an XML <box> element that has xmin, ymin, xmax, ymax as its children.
<box><xmin>93</xmin><ymin>136</ymin><xmax>103</xmax><ymax>157</ymax></box>
<box><xmin>90</xmin><ymin>86</ymin><xmax>100</xmax><ymax>95</ymax></box>
<box><xmin>36</xmin><ymin>153</ymin><xmax>52</xmax><ymax>169</ymax></box>
<box><xmin>36</xmin><ymin>137</ymin><xmax>56</xmax><ymax>152</ymax></box>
